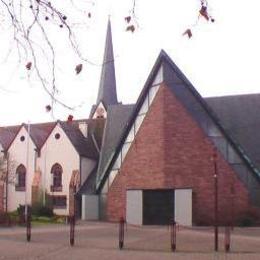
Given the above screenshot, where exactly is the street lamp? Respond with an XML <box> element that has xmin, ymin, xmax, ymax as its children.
<box><xmin>212</xmin><ymin>149</ymin><xmax>218</xmax><ymax>251</ymax></box>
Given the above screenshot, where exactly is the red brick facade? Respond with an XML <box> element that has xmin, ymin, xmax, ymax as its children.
<box><xmin>107</xmin><ymin>83</ymin><xmax>260</xmax><ymax>225</ymax></box>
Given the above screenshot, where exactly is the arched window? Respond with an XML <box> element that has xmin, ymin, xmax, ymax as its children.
<box><xmin>15</xmin><ymin>164</ymin><xmax>26</xmax><ymax>191</ymax></box>
<box><xmin>51</xmin><ymin>163</ymin><xmax>63</xmax><ymax>192</ymax></box>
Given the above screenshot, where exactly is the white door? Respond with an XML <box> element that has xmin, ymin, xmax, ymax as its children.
<box><xmin>126</xmin><ymin>190</ymin><xmax>142</xmax><ymax>225</ymax></box>
<box><xmin>82</xmin><ymin>195</ymin><xmax>99</xmax><ymax>220</ymax></box>
<box><xmin>174</xmin><ymin>189</ymin><xmax>192</xmax><ymax>226</ymax></box>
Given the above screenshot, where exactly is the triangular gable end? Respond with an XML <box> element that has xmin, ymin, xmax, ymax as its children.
<box><xmin>97</xmin><ymin>50</ymin><xmax>260</xmax><ymax>207</ymax></box>
<box><xmin>161</xmin><ymin>51</ymin><xmax>260</xmax><ymax>205</ymax></box>
<box><xmin>7</xmin><ymin>124</ymin><xmax>37</xmax><ymax>152</ymax></box>
<box><xmin>96</xmin><ymin>53</ymin><xmax>168</xmax><ymax>190</ymax></box>
<box><xmin>42</xmin><ymin>122</ymin><xmax>80</xmax><ymax>159</ymax></box>
<box><xmin>92</xmin><ymin>101</ymin><xmax>107</xmax><ymax>119</ymax></box>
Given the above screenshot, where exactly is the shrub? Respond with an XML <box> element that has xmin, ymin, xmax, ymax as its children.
<box><xmin>239</xmin><ymin>217</ymin><xmax>254</xmax><ymax>227</ymax></box>
<box><xmin>237</xmin><ymin>211</ymin><xmax>258</xmax><ymax>227</ymax></box>
<box><xmin>31</xmin><ymin>204</ymin><xmax>53</xmax><ymax>217</ymax></box>
<box><xmin>0</xmin><ymin>212</ymin><xmax>10</xmax><ymax>225</ymax></box>
<box><xmin>16</xmin><ymin>204</ymin><xmax>33</xmax><ymax>224</ymax></box>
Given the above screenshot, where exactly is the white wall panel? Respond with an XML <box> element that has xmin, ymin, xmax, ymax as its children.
<box><xmin>135</xmin><ymin>114</ymin><xmax>145</xmax><ymax>134</ymax></box>
<box><xmin>109</xmin><ymin>169</ymin><xmax>118</xmax><ymax>187</ymax></box>
<box><xmin>126</xmin><ymin>126</ymin><xmax>135</xmax><ymax>143</ymax></box>
<box><xmin>152</xmin><ymin>65</ymin><xmax>163</xmax><ymax>85</ymax></box>
<box><xmin>112</xmin><ymin>154</ymin><xmax>121</xmax><ymax>170</ymax></box>
<box><xmin>121</xmin><ymin>143</ymin><xmax>131</xmax><ymax>162</ymax></box>
<box><xmin>208</xmin><ymin>124</ymin><xmax>222</xmax><ymax>137</ymax></box>
<box><xmin>149</xmin><ymin>85</ymin><xmax>160</xmax><ymax>104</ymax></box>
<box><xmin>126</xmin><ymin>190</ymin><xmax>143</xmax><ymax>225</ymax></box>
<box><xmin>138</xmin><ymin>96</ymin><xmax>149</xmax><ymax>115</ymax></box>
<box><xmin>228</xmin><ymin>145</ymin><xmax>242</xmax><ymax>164</ymax></box>
<box><xmin>80</xmin><ymin>157</ymin><xmax>96</xmax><ymax>185</ymax></box>
<box><xmin>174</xmin><ymin>189</ymin><xmax>192</xmax><ymax>226</ymax></box>
<box><xmin>82</xmin><ymin>195</ymin><xmax>99</xmax><ymax>220</ymax></box>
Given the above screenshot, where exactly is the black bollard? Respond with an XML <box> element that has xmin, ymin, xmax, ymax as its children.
<box><xmin>170</xmin><ymin>220</ymin><xmax>177</xmax><ymax>252</ymax></box>
<box><xmin>26</xmin><ymin>214</ymin><xmax>31</xmax><ymax>242</ymax></box>
<box><xmin>119</xmin><ymin>217</ymin><xmax>125</xmax><ymax>250</ymax></box>
<box><xmin>225</xmin><ymin>226</ymin><xmax>231</xmax><ymax>252</ymax></box>
<box><xmin>70</xmin><ymin>215</ymin><xmax>75</xmax><ymax>246</ymax></box>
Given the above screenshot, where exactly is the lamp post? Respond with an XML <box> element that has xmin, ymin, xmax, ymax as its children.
<box><xmin>213</xmin><ymin>150</ymin><xmax>218</xmax><ymax>251</ymax></box>
<box><xmin>25</xmin><ymin>122</ymin><xmax>31</xmax><ymax>242</ymax></box>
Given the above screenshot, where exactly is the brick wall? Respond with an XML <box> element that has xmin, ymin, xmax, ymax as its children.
<box><xmin>106</xmin><ymin>83</ymin><xmax>260</xmax><ymax>225</ymax></box>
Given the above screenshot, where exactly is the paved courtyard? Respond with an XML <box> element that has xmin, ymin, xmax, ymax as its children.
<box><xmin>0</xmin><ymin>222</ymin><xmax>260</xmax><ymax>259</ymax></box>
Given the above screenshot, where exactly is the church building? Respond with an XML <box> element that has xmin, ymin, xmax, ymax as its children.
<box><xmin>1</xmin><ymin>20</ymin><xmax>260</xmax><ymax>226</ymax></box>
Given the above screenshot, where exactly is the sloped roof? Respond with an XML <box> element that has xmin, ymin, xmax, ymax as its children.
<box><xmin>60</xmin><ymin>119</ymin><xmax>105</xmax><ymax>160</ymax></box>
<box><xmin>77</xmin><ymin>165</ymin><xmax>98</xmax><ymax>195</ymax></box>
<box><xmin>96</xmin><ymin>50</ymin><xmax>260</xmax><ymax>192</ymax></box>
<box><xmin>206</xmin><ymin>93</ymin><xmax>260</xmax><ymax>170</ymax></box>
<box><xmin>0</xmin><ymin>125</ymin><xmax>20</xmax><ymax>150</ymax></box>
<box><xmin>0</xmin><ymin>119</ymin><xmax>105</xmax><ymax>161</ymax></box>
<box><xmin>96</xmin><ymin>104</ymin><xmax>134</xmax><ymax>183</ymax></box>
<box><xmin>24</xmin><ymin>122</ymin><xmax>56</xmax><ymax>150</ymax></box>
<box><xmin>85</xmin><ymin>118</ymin><xmax>105</xmax><ymax>150</ymax></box>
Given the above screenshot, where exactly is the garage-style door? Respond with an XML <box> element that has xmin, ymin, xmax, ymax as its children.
<box><xmin>143</xmin><ymin>189</ymin><xmax>174</xmax><ymax>225</ymax></box>
<box><xmin>126</xmin><ymin>189</ymin><xmax>192</xmax><ymax>226</ymax></box>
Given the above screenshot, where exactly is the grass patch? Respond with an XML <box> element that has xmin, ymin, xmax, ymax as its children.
<box><xmin>31</xmin><ymin>215</ymin><xmax>66</xmax><ymax>225</ymax></box>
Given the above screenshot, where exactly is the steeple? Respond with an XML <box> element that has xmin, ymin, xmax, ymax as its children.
<box><xmin>96</xmin><ymin>19</ymin><xmax>118</xmax><ymax>108</ymax></box>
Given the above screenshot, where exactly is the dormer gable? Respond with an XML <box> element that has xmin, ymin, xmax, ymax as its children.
<box><xmin>92</xmin><ymin>102</ymin><xmax>107</xmax><ymax>119</ymax></box>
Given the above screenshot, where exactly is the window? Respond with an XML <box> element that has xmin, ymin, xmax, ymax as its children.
<box><xmin>55</xmin><ymin>133</ymin><xmax>60</xmax><ymax>139</ymax></box>
<box><xmin>51</xmin><ymin>163</ymin><xmax>63</xmax><ymax>192</ymax></box>
<box><xmin>15</xmin><ymin>164</ymin><xmax>26</xmax><ymax>191</ymax></box>
<box><xmin>52</xmin><ymin>196</ymin><xmax>67</xmax><ymax>208</ymax></box>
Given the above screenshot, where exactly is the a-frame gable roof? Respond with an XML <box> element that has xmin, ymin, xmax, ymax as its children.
<box><xmin>160</xmin><ymin>51</ymin><xmax>260</xmax><ymax>179</ymax></box>
<box><xmin>5</xmin><ymin>122</ymin><xmax>56</xmax><ymax>152</ymax></box>
<box><xmin>24</xmin><ymin>122</ymin><xmax>56</xmax><ymax>150</ymax></box>
<box><xmin>0</xmin><ymin>125</ymin><xmax>20</xmax><ymax>151</ymax></box>
<box><xmin>96</xmin><ymin>50</ymin><xmax>173</xmax><ymax>189</ymax></box>
<box><xmin>97</xmin><ymin>50</ymin><xmax>260</xmax><ymax>192</ymax></box>
<box><xmin>6</xmin><ymin>124</ymin><xmax>38</xmax><ymax>151</ymax></box>
<box><xmin>1</xmin><ymin>118</ymin><xmax>105</xmax><ymax>161</ymax></box>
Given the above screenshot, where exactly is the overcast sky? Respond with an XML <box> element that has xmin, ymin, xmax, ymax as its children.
<box><xmin>0</xmin><ymin>0</ymin><xmax>260</xmax><ymax>126</ymax></box>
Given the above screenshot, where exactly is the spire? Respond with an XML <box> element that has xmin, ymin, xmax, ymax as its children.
<box><xmin>96</xmin><ymin>19</ymin><xmax>118</xmax><ymax>108</ymax></box>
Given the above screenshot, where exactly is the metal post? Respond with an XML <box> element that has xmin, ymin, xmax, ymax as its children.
<box><xmin>70</xmin><ymin>190</ymin><xmax>76</xmax><ymax>246</ymax></box>
<box><xmin>26</xmin><ymin>209</ymin><xmax>31</xmax><ymax>242</ymax></box>
<box><xmin>170</xmin><ymin>220</ymin><xmax>176</xmax><ymax>252</ymax></box>
<box><xmin>5</xmin><ymin>151</ymin><xmax>9</xmax><ymax>213</ymax></box>
<box><xmin>213</xmin><ymin>151</ymin><xmax>219</xmax><ymax>252</ymax></box>
<box><xmin>225</xmin><ymin>226</ymin><xmax>231</xmax><ymax>252</ymax></box>
<box><xmin>25</xmin><ymin>122</ymin><xmax>31</xmax><ymax>242</ymax></box>
<box><xmin>70</xmin><ymin>215</ymin><xmax>75</xmax><ymax>246</ymax></box>
<box><xmin>119</xmin><ymin>217</ymin><xmax>125</xmax><ymax>250</ymax></box>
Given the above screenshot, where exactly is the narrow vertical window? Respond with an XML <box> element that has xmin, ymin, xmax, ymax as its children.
<box><xmin>51</xmin><ymin>163</ymin><xmax>63</xmax><ymax>192</ymax></box>
<box><xmin>15</xmin><ymin>164</ymin><xmax>26</xmax><ymax>191</ymax></box>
